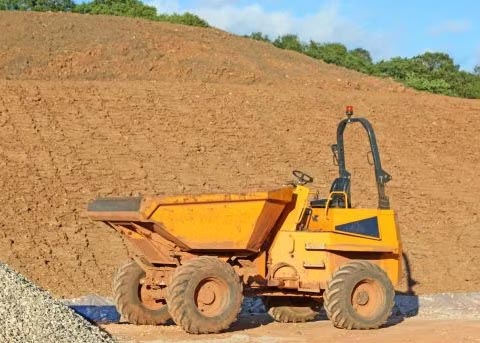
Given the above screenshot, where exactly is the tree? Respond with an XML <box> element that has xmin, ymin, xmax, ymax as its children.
<box><xmin>305</xmin><ymin>42</ymin><xmax>347</xmax><ymax>64</ymax></box>
<box><xmin>350</xmin><ymin>47</ymin><xmax>372</xmax><ymax>63</ymax></box>
<box><xmin>412</xmin><ymin>52</ymin><xmax>458</xmax><ymax>73</ymax></box>
<box><xmin>448</xmin><ymin>70</ymin><xmax>480</xmax><ymax>98</ymax></box>
<box><xmin>474</xmin><ymin>65</ymin><xmax>480</xmax><ymax>76</ymax></box>
<box><xmin>0</xmin><ymin>0</ymin><xmax>20</xmax><ymax>10</ymax></box>
<box><xmin>156</xmin><ymin>12</ymin><xmax>209</xmax><ymax>27</ymax></box>
<box><xmin>273</xmin><ymin>34</ymin><xmax>304</xmax><ymax>53</ymax></box>
<box><xmin>375</xmin><ymin>57</ymin><xmax>417</xmax><ymax>80</ymax></box>
<box><xmin>303</xmin><ymin>42</ymin><xmax>374</xmax><ymax>73</ymax></box>
<box><xmin>247</xmin><ymin>32</ymin><xmax>271</xmax><ymax>43</ymax></box>
<box><xmin>73</xmin><ymin>0</ymin><xmax>157</xmax><ymax>19</ymax></box>
<box><xmin>0</xmin><ymin>0</ymin><xmax>74</xmax><ymax>11</ymax></box>
<box><xmin>404</xmin><ymin>74</ymin><xmax>452</xmax><ymax>95</ymax></box>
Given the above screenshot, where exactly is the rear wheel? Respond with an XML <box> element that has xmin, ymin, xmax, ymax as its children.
<box><xmin>167</xmin><ymin>256</ymin><xmax>243</xmax><ymax>334</ymax></box>
<box><xmin>265</xmin><ymin>297</ymin><xmax>319</xmax><ymax>323</ymax></box>
<box><xmin>113</xmin><ymin>259</ymin><xmax>170</xmax><ymax>325</ymax></box>
<box><xmin>323</xmin><ymin>261</ymin><xmax>394</xmax><ymax>329</ymax></box>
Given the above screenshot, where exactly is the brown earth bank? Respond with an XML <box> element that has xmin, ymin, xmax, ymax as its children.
<box><xmin>0</xmin><ymin>11</ymin><xmax>479</xmax><ymax>298</ymax></box>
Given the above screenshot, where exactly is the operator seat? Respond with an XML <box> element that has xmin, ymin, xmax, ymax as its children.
<box><xmin>310</xmin><ymin>177</ymin><xmax>351</xmax><ymax>208</ymax></box>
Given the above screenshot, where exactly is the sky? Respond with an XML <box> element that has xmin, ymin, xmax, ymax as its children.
<box><xmin>145</xmin><ymin>0</ymin><xmax>480</xmax><ymax>72</ymax></box>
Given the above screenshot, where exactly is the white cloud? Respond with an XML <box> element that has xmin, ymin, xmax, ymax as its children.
<box><xmin>191</xmin><ymin>4</ymin><xmax>293</xmax><ymax>37</ymax></box>
<box><xmin>144</xmin><ymin>0</ymin><xmax>180</xmax><ymax>13</ymax></box>
<box><xmin>428</xmin><ymin>20</ymin><xmax>472</xmax><ymax>35</ymax></box>
<box><xmin>196</xmin><ymin>0</ymin><xmax>238</xmax><ymax>6</ymax></box>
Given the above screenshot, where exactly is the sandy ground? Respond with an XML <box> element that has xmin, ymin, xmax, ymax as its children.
<box><xmin>0</xmin><ymin>12</ymin><xmax>479</xmax><ymax>298</ymax></box>
<box><xmin>103</xmin><ymin>315</ymin><xmax>480</xmax><ymax>343</ymax></box>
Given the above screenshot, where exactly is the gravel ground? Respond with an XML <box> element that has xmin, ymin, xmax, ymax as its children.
<box><xmin>0</xmin><ymin>263</ymin><xmax>116</xmax><ymax>343</ymax></box>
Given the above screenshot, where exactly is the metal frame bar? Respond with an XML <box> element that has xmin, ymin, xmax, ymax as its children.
<box><xmin>334</xmin><ymin>117</ymin><xmax>391</xmax><ymax>209</ymax></box>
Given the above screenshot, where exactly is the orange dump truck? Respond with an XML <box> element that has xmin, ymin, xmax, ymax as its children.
<box><xmin>88</xmin><ymin>110</ymin><xmax>401</xmax><ymax>334</ymax></box>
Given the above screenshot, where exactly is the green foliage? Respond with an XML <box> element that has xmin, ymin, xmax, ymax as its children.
<box><xmin>350</xmin><ymin>48</ymin><xmax>372</xmax><ymax>63</ymax></box>
<box><xmin>375</xmin><ymin>57</ymin><xmax>415</xmax><ymax>80</ymax></box>
<box><xmin>273</xmin><ymin>34</ymin><xmax>304</xmax><ymax>52</ymax></box>
<box><xmin>0</xmin><ymin>0</ymin><xmax>74</xmax><ymax>11</ymax></box>
<box><xmin>247</xmin><ymin>32</ymin><xmax>271</xmax><ymax>42</ymax></box>
<box><xmin>1</xmin><ymin>0</ymin><xmax>209</xmax><ymax>27</ymax></box>
<box><xmin>156</xmin><ymin>12</ymin><xmax>209</xmax><ymax>27</ymax></box>
<box><xmin>304</xmin><ymin>42</ymin><xmax>374</xmax><ymax>74</ymax></box>
<box><xmin>413</xmin><ymin>52</ymin><xmax>458</xmax><ymax>73</ymax></box>
<box><xmin>73</xmin><ymin>0</ymin><xmax>156</xmax><ymax>19</ymax></box>
<box><xmin>449</xmin><ymin>71</ymin><xmax>480</xmax><ymax>98</ymax></box>
<box><xmin>0</xmin><ymin>0</ymin><xmax>21</xmax><ymax>10</ymax></box>
<box><xmin>474</xmin><ymin>65</ymin><xmax>480</xmax><ymax>76</ymax></box>
<box><xmin>344</xmin><ymin>53</ymin><xmax>375</xmax><ymax>73</ymax></box>
<box><xmin>404</xmin><ymin>74</ymin><xmax>453</xmax><ymax>95</ymax></box>
<box><xmin>305</xmin><ymin>42</ymin><xmax>346</xmax><ymax>62</ymax></box>
<box><xmin>375</xmin><ymin>52</ymin><xmax>480</xmax><ymax>97</ymax></box>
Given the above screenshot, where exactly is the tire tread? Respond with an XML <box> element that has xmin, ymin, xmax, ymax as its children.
<box><xmin>113</xmin><ymin>259</ymin><xmax>170</xmax><ymax>325</ymax></box>
<box><xmin>323</xmin><ymin>260</ymin><xmax>394</xmax><ymax>330</ymax></box>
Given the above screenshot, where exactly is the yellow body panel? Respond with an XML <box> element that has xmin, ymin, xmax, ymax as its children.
<box><xmin>268</xmin><ymin>231</ymin><xmax>401</xmax><ymax>289</ymax></box>
<box><xmin>141</xmin><ymin>188</ymin><xmax>293</xmax><ymax>218</ymax></box>
<box><xmin>268</xmin><ymin>187</ymin><xmax>402</xmax><ymax>289</ymax></box>
<box><xmin>147</xmin><ymin>188</ymin><xmax>293</xmax><ymax>251</ymax></box>
<box><xmin>309</xmin><ymin>208</ymin><xmax>401</xmax><ymax>252</ymax></box>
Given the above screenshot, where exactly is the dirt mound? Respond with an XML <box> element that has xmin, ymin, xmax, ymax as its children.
<box><xmin>0</xmin><ymin>11</ymin><xmax>399</xmax><ymax>89</ymax></box>
<box><xmin>0</xmin><ymin>11</ymin><xmax>479</xmax><ymax>298</ymax></box>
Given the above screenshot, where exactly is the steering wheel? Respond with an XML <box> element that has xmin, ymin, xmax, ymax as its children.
<box><xmin>292</xmin><ymin>170</ymin><xmax>314</xmax><ymax>185</ymax></box>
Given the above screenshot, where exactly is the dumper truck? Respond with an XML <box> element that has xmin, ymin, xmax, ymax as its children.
<box><xmin>87</xmin><ymin>107</ymin><xmax>401</xmax><ymax>334</ymax></box>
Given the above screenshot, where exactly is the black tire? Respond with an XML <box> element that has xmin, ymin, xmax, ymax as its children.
<box><xmin>113</xmin><ymin>259</ymin><xmax>170</xmax><ymax>325</ymax></box>
<box><xmin>265</xmin><ymin>297</ymin><xmax>319</xmax><ymax>323</ymax></box>
<box><xmin>167</xmin><ymin>256</ymin><xmax>243</xmax><ymax>334</ymax></box>
<box><xmin>323</xmin><ymin>261</ymin><xmax>394</xmax><ymax>329</ymax></box>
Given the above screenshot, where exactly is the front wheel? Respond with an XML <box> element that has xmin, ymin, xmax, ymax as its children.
<box><xmin>323</xmin><ymin>261</ymin><xmax>394</xmax><ymax>329</ymax></box>
<box><xmin>113</xmin><ymin>259</ymin><xmax>170</xmax><ymax>325</ymax></box>
<box><xmin>167</xmin><ymin>256</ymin><xmax>243</xmax><ymax>334</ymax></box>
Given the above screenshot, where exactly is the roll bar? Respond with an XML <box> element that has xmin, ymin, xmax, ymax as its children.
<box><xmin>332</xmin><ymin>108</ymin><xmax>392</xmax><ymax>209</ymax></box>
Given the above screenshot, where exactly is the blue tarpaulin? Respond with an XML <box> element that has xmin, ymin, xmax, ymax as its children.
<box><xmin>69</xmin><ymin>305</ymin><xmax>120</xmax><ymax>323</ymax></box>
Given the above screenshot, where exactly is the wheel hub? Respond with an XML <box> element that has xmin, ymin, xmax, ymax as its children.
<box><xmin>139</xmin><ymin>284</ymin><xmax>166</xmax><ymax>311</ymax></box>
<box><xmin>351</xmin><ymin>279</ymin><xmax>383</xmax><ymax>318</ymax></box>
<box><xmin>194</xmin><ymin>278</ymin><xmax>228</xmax><ymax>317</ymax></box>
<box><xmin>197</xmin><ymin>283</ymin><xmax>216</xmax><ymax>305</ymax></box>
<box><xmin>355</xmin><ymin>290</ymin><xmax>370</xmax><ymax>305</ymax></box>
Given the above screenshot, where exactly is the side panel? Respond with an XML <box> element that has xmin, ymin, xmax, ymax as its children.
<box><xmin>149</xmin><ymin>200</ymin><xmax>286</xmax><ymax>251</ymax></box>
<box><xmin>247</xmin><ymin>202</ymin><xmax>291</xmax><ymax>251</ymax></box>
<box><xmin>268</xmin><ymin>231</ymin><xmax>328</xmax><ymax>291</ymax></box>
<box><xmin>268</xmin><ymin>209</ymin><xmax>402</xmax><ymax>291</ymax></box>
<box><xmin>152</xmin><ymin>200</ymin><xmax>260</xmax><ymax>250</ymax></box>
<box><xmin>309</xmin><ymin>208</ymin><xmax>401</xmax><ymax>253</ymax></box>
